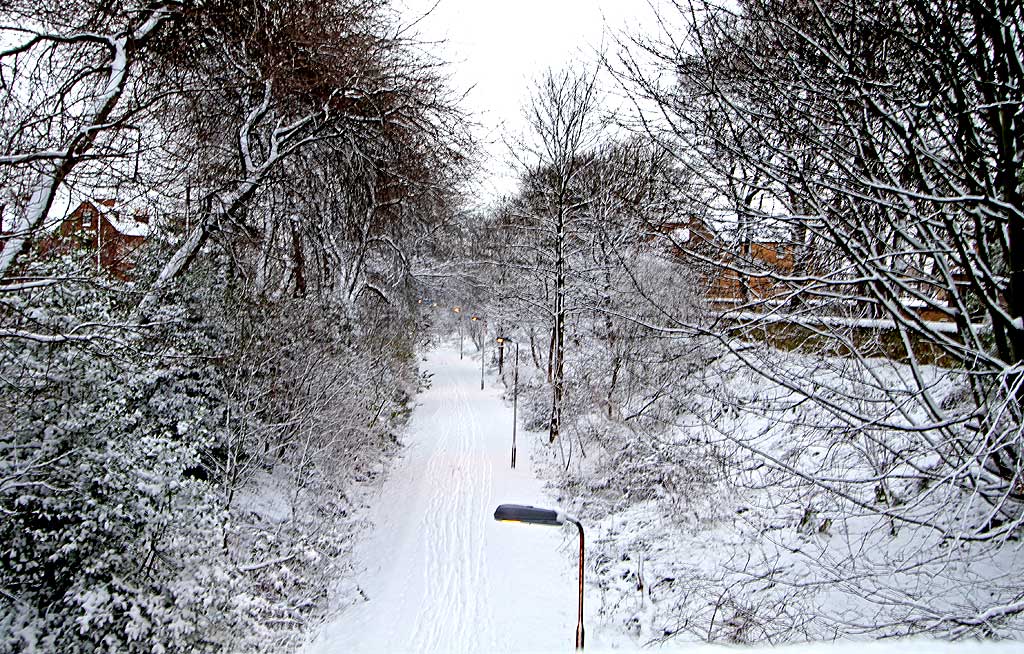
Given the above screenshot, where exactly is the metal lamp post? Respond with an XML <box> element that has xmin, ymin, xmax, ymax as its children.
<box><xmin>496</xmin><ymin>337</ymin><xmax>519</xmax><ymax>468</ymax></box>
<box><xmin>471</xmin><ymin>316</ymin><xmax>485</xmax><ymax>390</ymax></box>
<box><xmin>453</xmin><ymin>306</ymin><xmax>463</xmax><ymax>359</ymax></box>
<box><xmin>493</xmin><ymin>504</ymin><xmax>586</xmax><ymax>650</ymax></box>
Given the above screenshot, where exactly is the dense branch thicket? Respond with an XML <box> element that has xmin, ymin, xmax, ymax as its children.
<box><xmin>585</xmin><ymin>0</ymin><xmax>1024</xmax><ymax>639</ymax></box>
<box><xmin>623</xmin><ymin>0</ymin><xmax>1024</xmax><ymax>535</ymax></box>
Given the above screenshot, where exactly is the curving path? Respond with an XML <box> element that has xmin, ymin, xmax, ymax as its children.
<box><xmin>305</xmin><ymin>344</ymin><xmax>579</xmax><ymax>653</ymax></box>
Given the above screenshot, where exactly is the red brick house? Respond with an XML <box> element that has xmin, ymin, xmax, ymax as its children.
<box><xmin>709</xmin><ymin>241</ymin><xmax>795</xmax><ymax>302</ymax></box>
<box><xmin>655</xmin><ymin>217</ymin><xmax>795</xmax><ymax>303</ymax></box>
<box><xmin>39</xmin><ymin>199</ymin><xmax>149</xmax><ymax>278</ymax></box>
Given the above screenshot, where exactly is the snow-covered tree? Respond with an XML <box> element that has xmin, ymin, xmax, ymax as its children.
<box><xmin>606</xmin><ymin>0</ymin><xmax>1024</xmax><ymax>638</ymax></box>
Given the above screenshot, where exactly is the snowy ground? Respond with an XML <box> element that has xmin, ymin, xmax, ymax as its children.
<box><xmin>301</xmin><ymin>342</ymin><xmax>1021</xmax><ymax>654</ymax></box>
<box><xmin>304</xmin><ymin>344</ymin><xmax>589</xmax><ymax>653</ymax></box>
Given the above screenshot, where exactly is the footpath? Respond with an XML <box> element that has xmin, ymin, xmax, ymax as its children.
<box><xmin>304</xmin><ymin>344</ymin><xmax>579</xmax><ymax>652</ymax></box>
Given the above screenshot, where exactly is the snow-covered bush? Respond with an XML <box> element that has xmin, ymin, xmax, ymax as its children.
<box><xmin>537</xmin><ymin>333</ymin><xmax>1024</xmax><ymax>644</ymax></box>
<box><xmin>0</xmin><ymin>252</ymin><xmax>418</xmax><ymax>653</ymax></box>
<box><xmin>1</xmin><ymin>263</ymin><xmax>232</xmax><ymax>652</ymax></box>
<box><xmin>493</xmin><ymin>212</ymin><xmax>1024</xmax><ymax>642</ymax></box>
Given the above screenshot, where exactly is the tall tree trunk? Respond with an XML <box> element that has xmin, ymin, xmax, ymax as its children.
<box><xmin>550</xmin><ymin>204</ymin><xmax>566</xmax><ymax>443</ymax></box>
<box><xmin>529</xmin><ymin>327</ymin><xmax>541</xmax><ymax>369</ymax></box>
<box><xmin>547</xmin><ymin>326</ymin><xmax>555</xmax><ymax>382</ymax></box>
<box><xmin>290</xmin><ymin>216</ymin><xmax>306</xmax><ymax>297</ymax></box>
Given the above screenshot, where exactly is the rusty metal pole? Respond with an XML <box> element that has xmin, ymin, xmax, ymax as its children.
<box><xmin>471</xmin><ymin>316</ymin><xmax>485</xmax><ymax>389</ymax></box>
<box><xmin>492</xmin><ymin>505</ymin><xmax>585</xmax><ymax>649</ymax></box>
<box><xmin>572</xmin><ymin>518</ymin><xmax>585</xmax><ymax>650</ymax></box>
<box><xmin>512</xmin><ymin>342</ymin><xmax>519</xmax><ymax>469</ymax></box>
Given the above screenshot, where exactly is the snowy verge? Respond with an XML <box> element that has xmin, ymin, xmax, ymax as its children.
<box><xmin>523</xmin><ymin>335</ymin><xmax>1023</xmax><ymax>646</ymax></box>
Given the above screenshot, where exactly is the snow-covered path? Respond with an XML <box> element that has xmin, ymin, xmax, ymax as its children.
<box><xmin>306</xmin><ymin>344</ymin><xmax>579</xmax><ymax>653</ymax></box>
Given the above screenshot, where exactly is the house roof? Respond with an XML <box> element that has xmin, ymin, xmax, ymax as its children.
<box><xmin>89</xmin><ymin>200</ymin><xmax>150</xmax><ymax>238</ymax></box>
<box><xmin>103</xmin><ymin>212</ymin><xmax>149</xmax><ymax>238</ymax></box>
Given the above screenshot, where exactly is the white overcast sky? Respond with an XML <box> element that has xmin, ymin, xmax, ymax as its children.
<box><xmin>399</xmin><ymin>0</ymin><xmax>661</xmax><ymax>204</ymax></box>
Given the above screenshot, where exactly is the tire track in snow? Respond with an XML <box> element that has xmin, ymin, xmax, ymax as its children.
<box><xmin>410</xmin><ymin>364</ymin><xmax>456</xmax><ymax>650</ymax></box>
<box><xmin>410</xmin><ymin>358</ymin><xmax>486</xmax><ymax>651</ymax></box>
<box><xmin>453</xmin><ymin>371</ymin><xmax>493</xmax><ymax>652</ymax></box>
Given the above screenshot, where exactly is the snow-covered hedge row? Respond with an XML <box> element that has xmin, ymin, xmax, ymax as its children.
<box><xmin>0</xmin><ymin>255</ymin><xmax>417</xmax><ymax>653</ymax></box>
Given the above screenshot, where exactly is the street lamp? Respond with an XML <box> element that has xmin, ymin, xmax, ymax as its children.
<box><xmin>495</xmin><ymin>336</ymin><xmax>519</xmax><ymax>469</ymax></box>
<box><xmin>471</xmin><ymin>316</ymin><xmax>485</xmax><ymax>390</ymax></box>
<box><xmin>493</xmin><ymin>504</ymin><xmax>586</xmax><ymax>650</ymax></box>
<box><xmin>452</xmin><ymin>306</ymin><xmax>463</xmax><ymax>359</ymax></box>
<box><xmin>495</xmin><ymin>336</ymin><xmax>505</xmax><ymax>375</ymax></box>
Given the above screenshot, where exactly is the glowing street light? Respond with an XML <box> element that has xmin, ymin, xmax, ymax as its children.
<box><xmin>452</xmin><ymin>306</ymin><xmax>463</xmax><ymax>359</ymax></box>
<box><xmin>493</xmin><ymin>504</ymin><xmax>586</xmax><ymax>650</ymax></box>
<box><xmin>495</xmin><ymin>336</ymin><xmax>519</xmax><ymax>468</ymax></box>
<box><xmin>495</xmin><ymin>336</ymin><xmax>505</xmax><ymax>374</ymax></box>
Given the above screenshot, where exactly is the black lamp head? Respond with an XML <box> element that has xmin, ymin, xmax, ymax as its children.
<box><xmin>494</xmin><ymin>504</ymin><xmax>564</xmax><ymax>526</ymax></box>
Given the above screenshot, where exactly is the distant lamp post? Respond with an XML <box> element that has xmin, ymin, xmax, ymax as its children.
<box><xmin>471</xmin><ymin>316</ymin><xmax>485</xmax><ymax>390</ymax></box>
<box><xmin>453</xmin><ymin>306</ymin><xmax>463</xmax><ymax>359</ymax></box>
<box><xmin>496</xmin><ymin>336</ymin><xmax>519</xmax><ymax>468</ymax></box>
<box><xmin>493</xmin><ymin>504</ymin><xmax>586</xmax><ymax>650</ymax></box>
<box><xmin>495</xmin><ymin>336</ymin><xmax>505</xmax><ymax>375</ymax></box>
